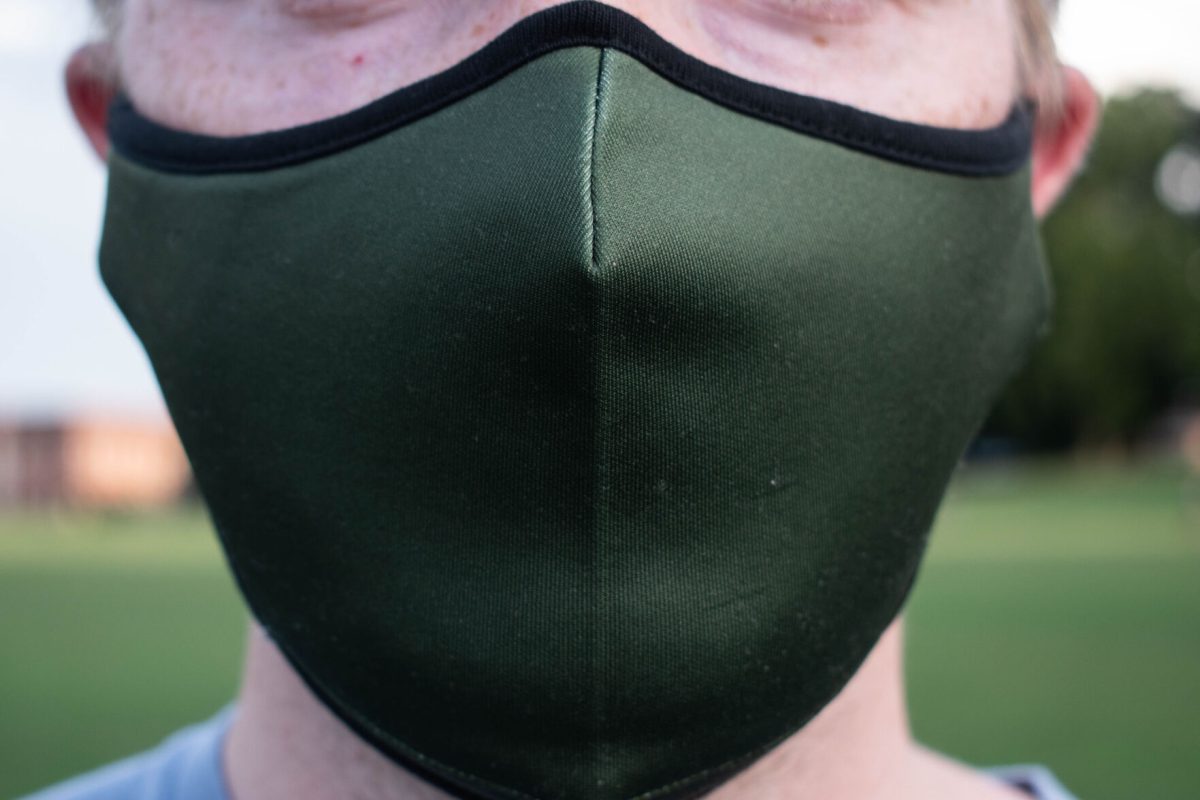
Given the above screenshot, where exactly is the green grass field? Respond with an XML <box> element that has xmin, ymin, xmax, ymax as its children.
<box><xmin>1</xmin><ymin>460</ymin><xmax>1197</xmax><ymax>799</ymax></box>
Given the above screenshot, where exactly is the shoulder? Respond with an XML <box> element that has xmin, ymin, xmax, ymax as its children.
<box><xmin>16</xmin><ymin>706</ymin><xmax>236</xmax><ymax>800</ymax></box>
<box><xmin>986</xmin><ymin>764</ymin><xmax>1081</xmax><ymax>800</ymax></box>
<box><xmin>911</xmin><ymin>745</ymin><xmax>1081</xmax><ymax>800</ymax></box>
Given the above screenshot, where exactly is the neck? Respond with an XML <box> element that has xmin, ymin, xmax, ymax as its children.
<box><xmin>222</xmin><ymin>617</ymin><xmax>1017</xmax><ymax>800</ymax></box>
<box><xmin>707</xmin><ymin>619</ymin><xmax>913</xmax><ymax>799</ymax></box>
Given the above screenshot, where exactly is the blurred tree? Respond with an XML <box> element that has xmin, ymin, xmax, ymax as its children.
<box><xmin>983</xmin><ymin>88</ymin><xmax>1200</xmax><ymax>452</ymax></box>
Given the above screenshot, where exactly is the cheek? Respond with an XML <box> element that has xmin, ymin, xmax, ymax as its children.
<box><xmin>117</xmin><ymin>0</ymin><xmax>539</xmax><ymax>135</ymax></box>
<box><xmin>689</xmin><ymin>0</ymin><xmax>1019</xmax><ymax>129</ymax></box>
<box><xmin>118</xmin><ymin>0</ymin><xmax>410</xmax><ymax>135</ymax></box>
<box><xmin>867</xmin><ymin>0</ymin><xmax>1020</xmax><ymax>128</ymax></box>
<box><xmin>117</xmin><ymin>0</ymin><xmax>256</xmax><ymax>133</ymax></box>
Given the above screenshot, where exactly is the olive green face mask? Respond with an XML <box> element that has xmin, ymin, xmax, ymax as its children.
<box><xmin>100</xmin><ymin>2</ymin><xmax>1049</xmax><ymax>798</ymax></box>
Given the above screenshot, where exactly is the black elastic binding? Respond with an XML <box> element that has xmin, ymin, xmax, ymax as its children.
<box><xmin>108</xmin><ymin>0</ymin><xmax>1033</xmax><ymax>177</ymax></box>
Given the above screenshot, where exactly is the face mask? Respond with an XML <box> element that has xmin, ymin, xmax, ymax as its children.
<box><xmin>100</xmin><ymin>2</ymin><xmax>1049</xmax><ymax>798</ymax></box>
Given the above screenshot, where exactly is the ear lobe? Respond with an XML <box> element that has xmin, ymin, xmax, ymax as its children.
<box><xmin>65</xmin><ymin>43</ymin><xmax>118</xmax><ymax>162</ymax></box>
<box><xmin>1030</xmin><ymin>65</ymin><xmax>1102</xmax><ymax>218</ymax></box>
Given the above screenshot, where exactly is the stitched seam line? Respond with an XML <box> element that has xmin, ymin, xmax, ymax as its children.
<box><xmin>588</xmin><ymin>49</ymin><xmax>605</xmax><ymax>275</ymax></box>
<box><xmin>587</xmin><ymin>45</ymin><xmax>608</xmax><ymax>795</ymax></box>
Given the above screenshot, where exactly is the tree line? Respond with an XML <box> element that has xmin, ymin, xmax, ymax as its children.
<box><xmin>983</xmin><ymin>88</ymin><xmax>1200</xmax><ymax>453</ymax></box>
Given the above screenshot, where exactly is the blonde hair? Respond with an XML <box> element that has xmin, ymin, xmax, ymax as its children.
<box><xmin>1015</xmin><ymin>0</ymin><xmax>1064</xmax><ymax>120</ymax></box>
<box><xmin>91</xmin><ymin>0</ymin><xmax>122</xmax><ymax>37</ymax></box>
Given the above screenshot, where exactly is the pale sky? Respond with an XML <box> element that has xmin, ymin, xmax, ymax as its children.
<box><xmin>1</xmin><ymin>0</ymin><xmax>1198</xmax><ymax>419</ymax></box>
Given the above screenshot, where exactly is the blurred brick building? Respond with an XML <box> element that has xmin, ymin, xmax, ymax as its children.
<box><xmin>0</xmin><ymin>417</ymin><xmax>191</xmax><ymax>508</ymax></box>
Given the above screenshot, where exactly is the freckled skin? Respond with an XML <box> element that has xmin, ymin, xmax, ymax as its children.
<box><xmin>113</xmin><ymin>0</ymin><xmax>1020</xmax><ymax>137</ymax></box>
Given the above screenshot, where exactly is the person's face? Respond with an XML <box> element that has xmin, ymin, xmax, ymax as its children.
<box><xmin>58</xmin><ymin>7</ymin><xmax>1102</xmax><ymax>793</ymax></box>
<box><xmin>108</xmin><ymin>0</ymin><xmax>1022</xmax><ymax>136</ymax></box>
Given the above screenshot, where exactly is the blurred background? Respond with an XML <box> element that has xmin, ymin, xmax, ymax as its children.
<box><xmin>1</xmin><ymin>0</ymin><xmax>1198</xmax><ymax>798</ymax></box>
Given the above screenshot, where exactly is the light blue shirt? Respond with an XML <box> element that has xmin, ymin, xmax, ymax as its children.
<box><xmin>18</xmin><ymin>706</ymin><xmax>1080</xmax><ymax>800</ymax></box>
<box><xmin>18</xmin><ymin>708</ymin><xmax>236</xmax><ymax>800</ymax></box>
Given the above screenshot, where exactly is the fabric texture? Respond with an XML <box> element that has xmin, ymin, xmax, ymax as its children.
<box><xmin>16</xmin><ymin>706</ymin><xmax>1081</xmax><ymax>800</ymax></box>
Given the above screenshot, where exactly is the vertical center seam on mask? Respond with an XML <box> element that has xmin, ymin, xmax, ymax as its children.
<box><xmin>587</xmin><ymin>45</ymin><xmax>610</xmax><ymax>794</ymax></box>
<box><xmin>587</xmin><ymin>49</ymin><xmax>606</xmax><ymax>275</ymax></box>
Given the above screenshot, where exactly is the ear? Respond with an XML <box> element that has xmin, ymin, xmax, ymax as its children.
<box><xmin>65</xmin><ymin>42</ymin><xmax>118</xmax><ymax>162</ymax></box>
<box><xmin>1030</xmin><ymin>65</ymin><xmax>1101</xmax><ymax>218</ymax></box>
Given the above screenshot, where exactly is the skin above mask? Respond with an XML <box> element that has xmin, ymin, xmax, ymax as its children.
<box><xmin>97</xmin><ymin>4</ymin><xmax>1051</xmax><ymax>799</ymax></box>
<box><xmin>108</xmin><ymin>0</ymin><xmax>1022</xmax><ymax>136</ymax></box>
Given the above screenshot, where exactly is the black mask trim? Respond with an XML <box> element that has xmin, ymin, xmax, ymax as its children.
<box><xmin>107</xmin><ymin>0</ymin><xmax>1034</xmax><ymax>177</ymax></box>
